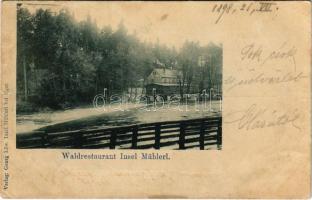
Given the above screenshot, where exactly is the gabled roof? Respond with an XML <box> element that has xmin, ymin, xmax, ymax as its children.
<box><xmin>147</xmin><ymin>83</ymin><xmax>179</xmax><ymax>86</ymax></box>
<box><xmin>153</xmin><ymin>68</ymin><xmax>179</xmax><ymax>78</ymax></box>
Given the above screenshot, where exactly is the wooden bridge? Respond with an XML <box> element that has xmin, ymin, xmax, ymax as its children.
<box><xmin>17</xmin><ymin>117</ymin><xmax>222</xmax><ymax>150</ymax></box>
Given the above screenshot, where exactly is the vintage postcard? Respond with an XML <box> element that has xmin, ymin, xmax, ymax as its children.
<box><xmin>1</xmin><ymin>1</ymin><xmax>311</xmax><ymax>198</ymax></box>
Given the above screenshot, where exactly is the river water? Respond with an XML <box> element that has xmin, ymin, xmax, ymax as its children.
<box><xmin>17</xmin><ymin>101</ymin><xmax>221</xmax><ymax>134</ymax></box>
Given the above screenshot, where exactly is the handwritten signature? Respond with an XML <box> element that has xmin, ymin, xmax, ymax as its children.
<box><xmin>224</xmin><ymin>104</ymin><xmax>301</xmax><ymax>131</ymax></box>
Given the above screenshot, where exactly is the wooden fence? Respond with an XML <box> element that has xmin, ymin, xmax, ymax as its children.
<box><xmin>17</xmin><ymin>117</ymin><xmax>222</xmax><ymax>150</ymax></box>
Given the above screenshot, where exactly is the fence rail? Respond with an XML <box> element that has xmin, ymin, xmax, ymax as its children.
<box><xmin>17</xmin><ymin>117</ymin><xmax>222</xmax><ymax>150</ymax></box>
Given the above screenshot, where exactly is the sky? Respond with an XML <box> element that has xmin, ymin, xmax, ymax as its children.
<box><xmin>21</xmin><ymin>2</ymin><xmax>223</xmax><ymax>49</ymax></box>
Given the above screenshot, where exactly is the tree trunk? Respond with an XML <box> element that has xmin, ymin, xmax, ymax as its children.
<box><xmin>23</xmin><ymin>55</ymin><xmax>28</xmax><ymax>101</ymax></box>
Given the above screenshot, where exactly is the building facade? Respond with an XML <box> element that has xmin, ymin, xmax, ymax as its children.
<box><xmin>145</xmin><ymin>68</ymin><xmax>180</xmax><ymax>98</ymax></box>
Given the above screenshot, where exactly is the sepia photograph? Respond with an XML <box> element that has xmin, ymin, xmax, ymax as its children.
<box><xmin>16</xmin><ymin>3</ymin><xmax>222</xmax><ymax>150</ymax></box>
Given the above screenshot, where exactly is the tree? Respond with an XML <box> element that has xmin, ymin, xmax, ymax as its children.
<box><xmin>177</xmin><ymin>41</ymin><xmax>200</xmax><ymax>98</ymax></box>
<box><xmin>17</xmin><ymin>6</ymin><xmax>34</xmax><ymax>102</ymax></box>
<box><xmin>17</xmin><ymin>7</ymin><xmax>222</xmax><ymax>112</ymax></box>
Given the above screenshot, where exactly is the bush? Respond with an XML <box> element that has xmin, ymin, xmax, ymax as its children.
<box><xmin>16</xmin><ymin>101</ymin><xmax>39</xmax><ymax>114</ymax></box>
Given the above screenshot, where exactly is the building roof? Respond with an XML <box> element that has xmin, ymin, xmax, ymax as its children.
<box><xmin>146</xmin><ymin>67</ymin><xmax>181</xmax><ymax>86</ymax></box>
<box><xmin>147</xmin><ymin>83</ymin><xmax>180</xmax><ymax>86</ymax></box>
<box><xmin>153</xmin><ymin>68</ymin><xmax>179</xmax><ymax>78</ymax></box>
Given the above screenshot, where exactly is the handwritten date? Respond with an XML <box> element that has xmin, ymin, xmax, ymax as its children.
<box><xmin>212</xmin><ymin>2</ymin><xmax>279</xmax><ymax>24</ymax></box>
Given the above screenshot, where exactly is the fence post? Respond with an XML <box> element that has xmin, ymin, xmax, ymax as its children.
<box><xmin>217</xmin><ymin>118</ymin><xmax>222</xmax><ymax>150</ymax></box>
<box><xmin>73</xmin><ymin>132</ymin><xmax>84</xmax><ymax>148</ymax></box>
<box><xmin>132</xmin><ymin>126</ymin><xmax>138</xmax><ymax>149</ymax></box>
<box><xmin>154</xmin><ymin>124</ymin><xmax>161</xmax><ymax>149</ymax></box>
<box><xmin>200</xmin><ymin>119</ymin><xmax>205</xmax><ymax>150</ymax></box>
<box><xmin>40</xmin><ymin>132</ymin><xmax>48</xmax><ymax>147</ymax></box>
<box><xmin>179</xmin><ymin>122</ymin><xmax>186</xmax><ymax>149</ymax></box>
<box><xmin>110</xmin><ymin>131</ymin><xmax>117</xmax><ymax>149</ymax></box>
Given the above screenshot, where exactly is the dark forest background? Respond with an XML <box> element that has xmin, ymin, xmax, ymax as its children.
<box><xmin>17</xmin><ymin>6</ymin><xmax>222</xmax><ymax>113</ymax></box>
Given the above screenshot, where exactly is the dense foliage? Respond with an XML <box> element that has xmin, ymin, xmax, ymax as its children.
<box><xmin>17</xmin><ymin>7</ymin><xmax>222</xmax><ymax>112</ymax></box>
